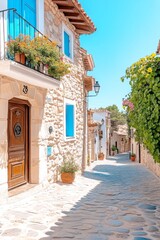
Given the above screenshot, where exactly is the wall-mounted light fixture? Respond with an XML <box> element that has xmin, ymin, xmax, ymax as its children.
<box><xmin>101</xmin><ymin>118</ymin><xmax>104</xmax><ymax>125</ymax></box>
<box><xmin>87</xmin><ymin>81</ymin><xmax>100</xmax><ymax>97</ymax></box>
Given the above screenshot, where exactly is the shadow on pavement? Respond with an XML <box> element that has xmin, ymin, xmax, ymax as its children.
<box><xmin>39</xmin><ymin>153</ymin><xmax>159</xmax><ymax>240</ymax></box>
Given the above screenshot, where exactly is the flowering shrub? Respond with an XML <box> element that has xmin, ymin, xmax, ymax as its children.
<box><xmin>7</xmin><ymin>34</ymin><xmax>30</xmax><ymax>57</ymax></box>
<box><xmin>7</xmin><ymin>34</ymin><xmax>70</xmax><ymax>79</ymax></box>
<box><xmin>122</xmin><ymin>99</ymin><xmax>134</xmax><ymax>111</ymax></box>
<box><xmin>122</xmin><ymin>53</ymin><xmax>160</xmax><ymax>162</ymax></box>
<box><xmin>25</xmin><ymin>36</ymin><xmax>70</xmax><ymax>79</ymax></box>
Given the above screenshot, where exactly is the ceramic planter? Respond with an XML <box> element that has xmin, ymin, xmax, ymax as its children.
<box><xmin>15</xmin><ymin>53</ymin><xmax>26</xmax><ymax>64</ymax></box>
<box><xmin>61</xmin><ymin>172</ymin><xmax>75</xmax><ymax>184</ymax></box>
<box><xmin>131</xmin><ymin>156</ymin><xmax>136</xmax><ymax>161</ymax></box>
<box><xmin>98</xmin><ymin>153</ymin><xmax>104</xmax><ymax>160</ymax></box>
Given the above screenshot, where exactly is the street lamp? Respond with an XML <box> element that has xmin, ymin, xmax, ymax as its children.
<box><xmin>87</xmin><ymin>81</ymin><xmax>100</xmax><ymax>97</ymax></box>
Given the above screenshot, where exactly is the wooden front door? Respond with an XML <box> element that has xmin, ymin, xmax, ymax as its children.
<box><xmin>8</xmin><ymin>100</ymin><xmax>29</xmax><ymax>190</ymax></box>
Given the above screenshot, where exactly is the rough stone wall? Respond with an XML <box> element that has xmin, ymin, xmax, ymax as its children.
<box><xmin>141</xmin><ymin>146</ymin><xmax>160</xmax><ymax>178</ymax></box>
<box><xmin>44</xmin><ymin>0</ymin><xmax>85</xmax><ymax>182</ymax></box>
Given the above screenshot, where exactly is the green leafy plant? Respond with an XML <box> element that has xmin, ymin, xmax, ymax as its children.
<box><xmin>7</xmin><ymin>34</ymin><xmax>30</xmax><ymax>58</ymax></box>
<box><xmin>111</xmin><ymin>145</ymin><xmax>117</xmax><ymax>151</ymax></box>
<box><xmin>131</xmin><ymin>153</ymin><xmax>136</xmax><ymax>157</ymax></box>
<box><xmin>122</xmin><ymin>53</ymin><xmax>160</xmax><ymax>162</ymax></box>
<box><xmin>7</xmin><ymin>34</ymin><xmax>70</xmax><ymax>79</ymax></box>
<box><xmin>25</xmin><ymin>36</ymin><xmax>70</xmax><ymax>78</ymax></box>
<box><xmin>59</xmin><ymin>157</ymin><xmax>79</xmax><ymax>173</ymax></box>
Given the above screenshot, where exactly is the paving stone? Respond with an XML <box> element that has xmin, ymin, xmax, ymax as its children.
<box><xmin>2</xmin><ymin>228</ymin><xmax>21</xmax><ymax>236</ymax></box>
<box><xmin>147</xmin><ymin>226</ymin><xmax>159</xmax><ymax>232</ymax></box>
<box><xmin>28</xmin><ymin>224</ymin><xmax>48</xmax><ymax>230</ymax></box>
<box><xmin>27</xmin><ymin>229</ymin><xmax>39</xmax><ymax>237</ymax></box>
<box><xmin>134</xmin><ymin>238</ymin><xmax>151</xmax><ymax>240</ymax></box>
<box><xmin>1</xmin><ymin>153</ymin><xmax>160</xmax><ymax>239</ymax></box>
<box><xmin>139</xmin><ymin>204</ymin><xmax>157</xmax><ymax>210</ymax></box>
<box><xmin>107</xmin><ymin>220</ymin><xmax>123</xmax><ymax>227</ymax></box>
<box><xmin>123</xmin><ymin>215</ymin><xmax>145</xmax><ymax>222</ymax></box>
<box><xmin>134</xmin><ymin>227</ymin><xmax>144</xmax><ymax>231</ymax></box>
<box><xmin>115</xmin><ymin>228</ymin><xmax>130</xmax><ymax>233</ymax></box>
<box><xmin>151</xmin><ymin>233</ymin><xmax>160</xmax><ymax>238</ymax></box>
<box><xmin>132</xmin><ymin>231</ymin><xmax>147</xmax><ymax>236</ymax></box>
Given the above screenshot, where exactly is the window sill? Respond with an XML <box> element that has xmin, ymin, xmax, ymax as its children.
<box><xmin>64</xmin><ymin>137</ymin><xmax>76</xmax><ymax>142</ymax></box>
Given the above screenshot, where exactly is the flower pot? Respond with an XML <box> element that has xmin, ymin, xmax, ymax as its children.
<box><xmin>20</xmin><ymin>53</ymin><xmax>26</xmax><ymax>64</ymax></box>
<box><xmin>131</xmin><ymin>156</ymin><xmax>136</xmax><ymax>161</ymax></box>
<box><xmin>14</xmin><ymin>53</ymin><xmax>26</xmax><ymax>64</ymax></box>
<box><xmin>14</xmin><ymin>53</ymin><xmax>21</xmax><ymax>63</ymax></box>
<box><xmin>61</xmin><ymin>172</ymin><xmax>75</xmax><ymax>184</ymax></box>
<box><xmin>98</xmin><ymin>153</ymin><xmax>104</xmax><ymax>160</ymax></box>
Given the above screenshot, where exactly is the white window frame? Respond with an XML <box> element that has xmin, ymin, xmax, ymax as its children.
<box><xmin>62</xmin><ymin>23</ymin><xmax>74</xmax><ymax>61</ymax></box>
<box><xmin>36</xmin><ymin>0</ymin><xmax>44</xmax><ymax>33</ymax></box>
<box><xmin>64</xmin><ymin>98</ymin><xmax>76</xmax><ymax>141</ymax></box>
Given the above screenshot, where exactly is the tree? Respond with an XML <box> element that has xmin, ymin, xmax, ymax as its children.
<box><xmin>99</xmin><ymin>104</ymin><xmax>127</xmax><ymax>131</ymax></box>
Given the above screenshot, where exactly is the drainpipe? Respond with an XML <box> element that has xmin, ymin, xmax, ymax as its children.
<box><xmin>82</xmin><ymin>86</ymin><xmax>88</xmax><ymax>173</ymax></box>
<box><xmin>139</xmin><ymin>142</ymin><xmax>141</xmax><ymax>163</ymax></box>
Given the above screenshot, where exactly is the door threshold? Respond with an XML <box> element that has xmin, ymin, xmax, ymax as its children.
<box><xmin>8</xmin><ymin>183</ymin><xmax>39</xmax><ymax>198</ymax></box>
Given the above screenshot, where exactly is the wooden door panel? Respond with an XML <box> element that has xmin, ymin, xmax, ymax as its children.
<box><xmin>8</xmin><ymin>102</ymin><xmax>29</xmax><ymax>190</ymax></box>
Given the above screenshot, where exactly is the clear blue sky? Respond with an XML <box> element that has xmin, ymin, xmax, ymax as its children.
<box><xmin>79</xmin><ymin>0</ymin><xmax>160</xmax><ymax>111</ymax></box>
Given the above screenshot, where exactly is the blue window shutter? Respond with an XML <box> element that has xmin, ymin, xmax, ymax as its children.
<box><xmin>22</xmin><ymin>0</ymin><xmax>36</xmax><ymax>38</ymax></box>
<box><xmin>23</xmin><ymin>0</ymin><xmax>36</xmax><ymax>28</ymax></box>
<box><xmin>8</xmin><ymin>0</ymin><xmax>22</xmax><ymax>39</ymax></box>
<box><xmin>64</xmin><ymin>31</ymin><xmax>70</xmax><ymax>57</ymax></box>
<box><xmin>66</xmin><ymin>104</ymin><xmax>74</xmax><ymax>137</ymax></box>
<box><xmin>8</xmin><ymin>0</ymin><xmax>36</xmax><ymax>39</ymax></box>
<box><xmin>8</xmin><ymin>0</ymin><xmax>22</xmax><ymax>15</ymax></box>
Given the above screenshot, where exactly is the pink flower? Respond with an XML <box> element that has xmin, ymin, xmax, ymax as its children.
<box><xmin>122</xmin><ymin>99</ymin><xmax>134</xmax><ymax>110</ymax></box>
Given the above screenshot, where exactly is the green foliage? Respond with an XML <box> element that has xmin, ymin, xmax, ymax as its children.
<box><xmin>100</xmin><ymin>104</ymin><xmax>127</xmax><ymax>125</ymax></box>
<box><xmin>59</xmin><ymin>157</ymin><xmax>79</xmax><ymax>173</ymax></box>
<box><xmin>111</xmin><ymin>145</ymin><xmax>117</xmax><ymax>151</ymax></box>
<box><xmin>122</xmin><ymin>53</ymin><xmax>160</xmax><ymax>162</ymax></box>
<box><xmin>7</xmin><ymin>35</ymin><xmax>70</xmax><ymax>79</ymax></box>
<box><xmin>100</xmin><ymin>104</ymin><xmax>127</xmax><ymax>131</ymax></box>
<box><xmin>7</xmin><ymin>34</ymin><xmax>30</xmax><ymax>57</ymax></box>
<box><xmin>131</xmin><ymin>153</ymin><xmax>136</xmax><ymax>157</ymax></box>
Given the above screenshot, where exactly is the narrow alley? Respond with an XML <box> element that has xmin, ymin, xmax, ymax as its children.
<box><xmin>1</xmin><ymin>153</ymin><xmax>160</xmax><ymax>240</ymax></box>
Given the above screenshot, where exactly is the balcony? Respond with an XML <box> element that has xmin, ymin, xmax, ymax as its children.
<box><xmin>0</xmin><ymin>9</ymin><xmax>66</xmax><ymax>89</ymax></box>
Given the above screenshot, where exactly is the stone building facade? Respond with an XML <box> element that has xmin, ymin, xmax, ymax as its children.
<box><xmin>0</xmin><ymin>0</ymin><xmax>96</xmax><ymax>203</ymax></box>
<box><xmin>88</xmin><ymin>109</ymin><xmax>111</xmax><ymax>162</ymax></box>
<box><xmin>131</xmin><ymin>133</ymin><xmax>160</xmax><ymax>177</ymax></box>
<box><xmin>110</xmin><ymin>124</ymin><xmax>130</xmax><ymax>154</ymax></box>
<box><xmin>44</xmin><ymin>0</ymin><xmax>85</xmax><ymax>182</ymax></box>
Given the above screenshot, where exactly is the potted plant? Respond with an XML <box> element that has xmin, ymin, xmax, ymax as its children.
<box><xmin>111</xmin><ymin>145</ymin><xmax>117</xmax><ymax>156</ymax></box>
<box><xmin>98</xmin><ymin>152</ymin><xmax>104</xmax><ymax>160</ymax></box>
<box><xmin>25</xmin><ymin>36</ymin><xmax>70</xmax><ymax>78</ymax></box>
<box><xmin>7</xmin><ymin>34</ymin><xmax>30</xmax><ymax>64</ymax></box>
<box><xmin>131</xmin><ymin>153</ymin><xmax>136</xmax><ymax>161</ymax></box>
<box><xmin>59</xmin><ymin>157</ymin><xmax>79</xmax><ymax>184</ymax></box>
<box><xmin>7</xmin><ymin>34</ymin><xmax>70</xmax><ymax>79</ymax></box>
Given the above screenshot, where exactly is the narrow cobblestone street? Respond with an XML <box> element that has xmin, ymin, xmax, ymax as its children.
<box><xmin>1</xmin><ymin>153</ymin><xmax>160</xmax><ymax>240</ymax></box>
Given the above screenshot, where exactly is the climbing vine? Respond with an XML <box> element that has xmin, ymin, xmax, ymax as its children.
<box><xmin>121</xmin><ymin>53</ymin><xmax>160</xmax><ymax>162</ymax></box>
